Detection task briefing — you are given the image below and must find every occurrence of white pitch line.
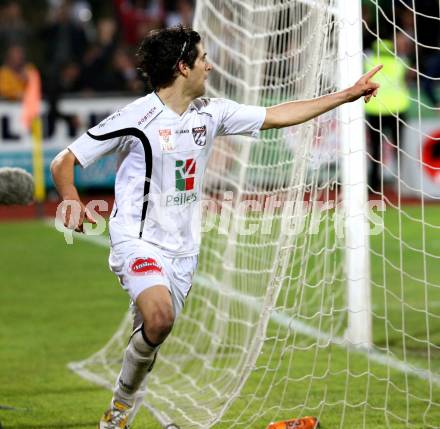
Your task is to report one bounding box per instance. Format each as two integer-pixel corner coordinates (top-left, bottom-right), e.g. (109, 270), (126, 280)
(195, 275), (440, 387)
(46, 219), (440, 388)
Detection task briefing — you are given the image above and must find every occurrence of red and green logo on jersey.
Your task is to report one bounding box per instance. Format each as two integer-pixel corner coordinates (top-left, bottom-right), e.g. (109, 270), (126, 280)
(175, 159), (196, 191)
(166, 158), (198, 206)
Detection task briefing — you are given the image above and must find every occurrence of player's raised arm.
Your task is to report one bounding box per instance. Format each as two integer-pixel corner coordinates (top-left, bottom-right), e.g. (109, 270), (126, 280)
(262, 64), (383, 130)
(50, 149), (96, 232)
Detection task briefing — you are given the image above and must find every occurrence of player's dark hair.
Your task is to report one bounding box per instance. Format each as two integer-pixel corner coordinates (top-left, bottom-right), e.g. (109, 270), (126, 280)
(137, 26), (201, 90)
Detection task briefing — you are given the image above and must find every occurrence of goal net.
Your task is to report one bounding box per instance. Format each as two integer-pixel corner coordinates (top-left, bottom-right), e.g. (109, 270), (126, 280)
(69, 0), (440, 427)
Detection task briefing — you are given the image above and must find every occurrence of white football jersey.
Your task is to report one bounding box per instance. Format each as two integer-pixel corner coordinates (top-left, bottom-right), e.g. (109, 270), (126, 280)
(69, 92), (266, 256)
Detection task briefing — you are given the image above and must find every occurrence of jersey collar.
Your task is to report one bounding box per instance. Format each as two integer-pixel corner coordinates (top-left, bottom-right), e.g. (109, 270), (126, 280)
(153, 91), (196, 118)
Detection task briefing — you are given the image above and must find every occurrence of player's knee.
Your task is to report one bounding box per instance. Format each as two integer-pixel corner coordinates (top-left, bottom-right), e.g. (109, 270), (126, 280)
(145, 304), (174, 343)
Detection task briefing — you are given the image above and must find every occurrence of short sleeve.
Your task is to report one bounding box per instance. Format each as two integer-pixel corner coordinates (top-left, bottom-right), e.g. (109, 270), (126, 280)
(68, 131), (123, 168)
(215, 99), (266, 137)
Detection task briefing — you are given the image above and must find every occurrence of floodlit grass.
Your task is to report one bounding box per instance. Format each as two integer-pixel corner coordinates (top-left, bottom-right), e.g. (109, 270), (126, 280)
(0, 206), (439, 428)
(0, 221), (160, 429)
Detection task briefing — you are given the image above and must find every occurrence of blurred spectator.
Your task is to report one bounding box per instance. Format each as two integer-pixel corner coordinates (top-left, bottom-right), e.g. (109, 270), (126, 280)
(59, 61), (82, 94)
(41, 1), (93, 136)
(365, 39), (411, 192)
(361, 3), (376, 50)
(45, 61), (81, 137)
(0, 0), (193, 101)
(47, 0), (93, 25)
(422, 55), (440, 108)
(0, 44), (36, 100)
(113, 0), (165, 46)
(0, 1), (29, 63)
(42, 0), (88, 75)
(415, 2), (440, 111)
(79, 18), (118, 92)
(408, 0), (440, 66)
(70, 0), (93, 25)
(165, 0), (194, 28)
(397, 1), (440, 109)
(110, 47), (144, 92)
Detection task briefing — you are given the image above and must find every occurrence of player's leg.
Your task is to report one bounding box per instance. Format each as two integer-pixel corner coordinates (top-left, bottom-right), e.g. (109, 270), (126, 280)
(125, 255), (197, 427)
(123, 286), (176, 426)
(100, 243), (174, 429)
(99, 285), (173, 429)
(112, 285), (174, 408)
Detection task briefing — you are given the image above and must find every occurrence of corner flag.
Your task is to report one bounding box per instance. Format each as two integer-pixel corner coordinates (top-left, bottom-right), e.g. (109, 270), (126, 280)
(21, 67), (45, 204)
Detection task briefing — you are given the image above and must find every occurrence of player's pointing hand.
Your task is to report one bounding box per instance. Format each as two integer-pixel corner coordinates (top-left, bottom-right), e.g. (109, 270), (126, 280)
(346, 64), (383, 103)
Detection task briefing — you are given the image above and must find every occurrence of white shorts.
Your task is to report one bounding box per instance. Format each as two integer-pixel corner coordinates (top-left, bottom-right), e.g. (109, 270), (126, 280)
(108, 239), (198, 319)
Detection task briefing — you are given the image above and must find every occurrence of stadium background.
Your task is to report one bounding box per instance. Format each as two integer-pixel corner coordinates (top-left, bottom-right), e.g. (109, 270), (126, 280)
(0, 0), (439, 428)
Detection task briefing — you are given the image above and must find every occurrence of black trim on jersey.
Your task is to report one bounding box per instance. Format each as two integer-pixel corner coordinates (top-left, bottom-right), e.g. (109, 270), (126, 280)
(87, 129), (152, 238)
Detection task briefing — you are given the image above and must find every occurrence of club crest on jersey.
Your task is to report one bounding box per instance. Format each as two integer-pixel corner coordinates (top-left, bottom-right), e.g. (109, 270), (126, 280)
(129, 258), (164, 276)
(159, 128), (175, 151)
(192, 125), (207, 146)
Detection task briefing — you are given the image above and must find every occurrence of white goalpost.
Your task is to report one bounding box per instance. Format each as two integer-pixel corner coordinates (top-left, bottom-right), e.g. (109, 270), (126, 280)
(69, 1), (440, 427)
(338, 0), (372, 347)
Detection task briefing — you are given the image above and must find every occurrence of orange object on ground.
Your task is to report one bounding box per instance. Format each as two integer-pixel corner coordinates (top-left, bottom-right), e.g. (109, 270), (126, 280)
(266, 416), (319, 429)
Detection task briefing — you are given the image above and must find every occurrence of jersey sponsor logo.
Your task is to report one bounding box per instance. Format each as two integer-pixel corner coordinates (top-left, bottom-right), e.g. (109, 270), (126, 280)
(98, 110), (121, 128)
(175, 159), (196, 191)
(159, 128), (175, 151)
(165, 158), (198, 206)
(175, 129), (189, 134)
(138, 106), (157, 126)
(166, 192), (198, 206)
(192, 125), (207, 146)
(129, 257), (164, 276)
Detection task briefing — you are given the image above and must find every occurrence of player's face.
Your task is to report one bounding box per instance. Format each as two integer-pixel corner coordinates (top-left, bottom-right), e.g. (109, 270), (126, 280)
(188, 43), (212, 98)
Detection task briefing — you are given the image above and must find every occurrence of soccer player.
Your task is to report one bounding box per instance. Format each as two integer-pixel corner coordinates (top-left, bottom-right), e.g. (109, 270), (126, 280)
(51, 26), (381, 429)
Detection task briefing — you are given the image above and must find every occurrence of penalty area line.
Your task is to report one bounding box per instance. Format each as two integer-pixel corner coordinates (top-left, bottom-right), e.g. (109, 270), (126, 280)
(45, 219), (440, 388)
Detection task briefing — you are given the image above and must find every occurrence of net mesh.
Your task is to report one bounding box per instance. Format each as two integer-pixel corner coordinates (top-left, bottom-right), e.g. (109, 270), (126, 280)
(69, 1), (440, 427)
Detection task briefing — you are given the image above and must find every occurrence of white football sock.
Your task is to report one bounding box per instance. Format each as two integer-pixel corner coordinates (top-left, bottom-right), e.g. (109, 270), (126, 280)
(113, 326), (159, 407)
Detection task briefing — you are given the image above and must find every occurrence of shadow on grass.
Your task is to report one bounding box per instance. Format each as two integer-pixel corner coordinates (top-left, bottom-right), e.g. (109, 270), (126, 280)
(0, 407), (27, 412)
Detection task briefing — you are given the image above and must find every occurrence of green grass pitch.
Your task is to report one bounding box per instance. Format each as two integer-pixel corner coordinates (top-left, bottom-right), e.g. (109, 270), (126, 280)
(0, 221), (161, 429)
(0, 205), (439, 428)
